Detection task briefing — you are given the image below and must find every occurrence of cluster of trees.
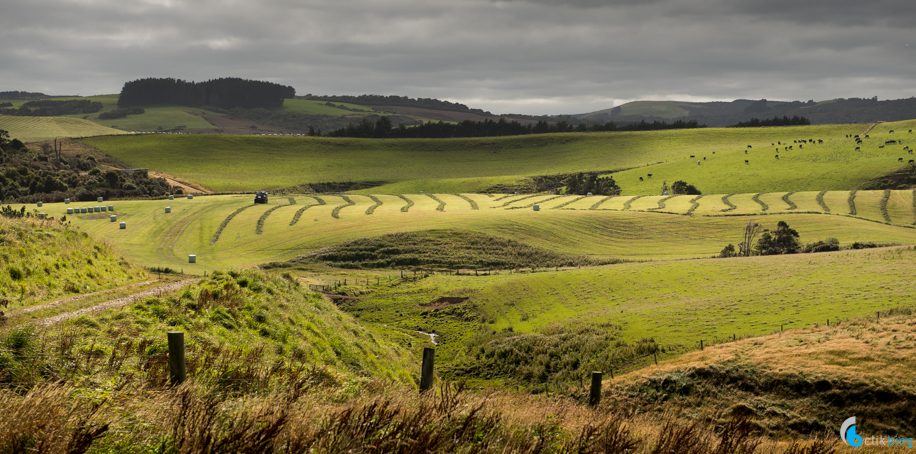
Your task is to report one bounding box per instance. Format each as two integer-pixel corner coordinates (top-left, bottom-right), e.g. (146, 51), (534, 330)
(0, 132), (171, 203)
(324, 116), (705, 139)
(227, 108), (421, 135)
(0, 91), (48, 100)
(0, 100), (102, 116)
(302, 94), (493, 116)
(564, 173), (620, 196)
(731, 116), (811, 128)
(719, 221), (844, 258)
(117, 78), (295, 110)
(98, 107), (145, 120)
(671, 180), (701, 195)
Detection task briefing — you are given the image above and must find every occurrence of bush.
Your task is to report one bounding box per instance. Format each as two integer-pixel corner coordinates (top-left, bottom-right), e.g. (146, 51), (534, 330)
(802, 238), (840, 253)
(671, 180), (701, 195)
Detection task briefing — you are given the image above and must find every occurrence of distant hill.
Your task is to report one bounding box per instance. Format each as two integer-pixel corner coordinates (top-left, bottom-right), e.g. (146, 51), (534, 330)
(580, 97), (916, 126)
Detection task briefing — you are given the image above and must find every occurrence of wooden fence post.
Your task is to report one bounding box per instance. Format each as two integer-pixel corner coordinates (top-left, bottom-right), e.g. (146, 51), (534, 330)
(420, 347), (435, 393)
(700, 340), (704, 351)
(589, 372), (602, 407)
(168, 332), (186, 386)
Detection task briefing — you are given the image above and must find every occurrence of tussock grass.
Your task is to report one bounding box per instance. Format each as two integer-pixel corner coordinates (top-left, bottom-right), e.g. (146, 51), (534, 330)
(0, 216), (145, 311)
(293, 230), (620, 270)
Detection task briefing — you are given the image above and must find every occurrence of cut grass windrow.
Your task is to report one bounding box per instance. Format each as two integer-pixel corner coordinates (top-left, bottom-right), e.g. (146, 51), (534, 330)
(752, 193), (769, 212)
(721, 194), (737, 212)
(686, 194), (705, 215)
(782, 192), (797, 210)
(649, 195), (676, 211)
(331, 195), (355, 219)
(396, 194), (414, 212)
(210, 204), (255, 245)
(366, 195), (383, 215)
(507, 195), (563, 210)
(880, 189), (892, 224)
(552, 196), (585, 209)
(589, 196), (614, 210)
(493, 194), (519, 202)
(495, 194), (540, 208)
(427, 194), (446, 211)
(849, 190), (858, 216)
(816, 190), (830, 212)
(257, 198), (295, 234)
(452, 194), (479, 210)
(912, 189), (916, 225)
(622, 195), (646, 211)
(290, 196), (325, 226)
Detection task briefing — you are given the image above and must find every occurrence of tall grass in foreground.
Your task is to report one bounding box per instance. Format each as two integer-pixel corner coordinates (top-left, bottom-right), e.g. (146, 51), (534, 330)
(0, 381), (841, 453)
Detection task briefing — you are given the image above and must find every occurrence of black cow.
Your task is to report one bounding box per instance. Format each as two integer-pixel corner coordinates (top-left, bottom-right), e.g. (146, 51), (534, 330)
(909, 129), (912, 133)
(640, 176), (644, 181)
(886, 140), (897, 144)
(776, 155), (779, 159)
(855, 147), (860, 150)
(890, 130), (895, 133)
(866, 135), (870, 138)
(799, 145), (803, 149)
(818, 139), (823, 143)
(747, 145), (752, 148)
(648, 174), (653, 177)
(703, 157), (706, 160)
(899, 158), (904, 162)
(745, 150), (748, 154)
(778, 141), (782, 145)
(910, 160), (915, 164)
(745, 160), (749, 164)
(690, 155), (695, 158)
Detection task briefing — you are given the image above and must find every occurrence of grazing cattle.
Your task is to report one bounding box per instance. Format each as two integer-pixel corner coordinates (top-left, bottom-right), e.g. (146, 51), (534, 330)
(747, 145), (752, 148)
(909, 130), (913, 133)
(778, 141), (782, 145)
(886, 140), (897, 144)
(794, 140), (797, 143)
(640, 176), (644, 181)
(745, 150), (748, 154)
(703, 156), (706, 160)
(799, 145), (803, 149)
(712, 151), (716, 154)
(697, 161), (701, 165)
(690, 155), (695, 158)
(910, 160), (915, 164)
(855, 147), (860, 150)
(899, 158), (904, 162)
(776, 155), (779, 159)
(789, 146), (793, 150)
(771, 143), (774, 146)
(648, 174), (653, 177)
(890, 130), (894, 133)
(745, 160), (749, 164)
(818, 139), (823, 143)
(879, 145), (885, 148)
(866, 135), (870, 138)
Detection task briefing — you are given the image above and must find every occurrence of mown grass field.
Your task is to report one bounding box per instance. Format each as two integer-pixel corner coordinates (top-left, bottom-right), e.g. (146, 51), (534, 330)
(79, 120), (916, 194)
(0, 115), (129, 142)
(13, 189), (915, 274)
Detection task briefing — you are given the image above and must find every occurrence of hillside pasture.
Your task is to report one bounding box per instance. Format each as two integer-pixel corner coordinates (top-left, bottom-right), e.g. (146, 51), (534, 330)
(78, 121), (916, 194)
(14, 190), (916, 272)
(0, 115), (129, 142)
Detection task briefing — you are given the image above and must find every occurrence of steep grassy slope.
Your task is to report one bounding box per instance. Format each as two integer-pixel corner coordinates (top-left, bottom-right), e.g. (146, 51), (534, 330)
(613, 308), (916, 436)
(0, 216), (147, 311)
(78, 121), (916, 194)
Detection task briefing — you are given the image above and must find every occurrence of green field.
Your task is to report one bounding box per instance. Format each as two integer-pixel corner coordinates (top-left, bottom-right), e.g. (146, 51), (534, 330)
(15, 189), (915, 273)
(79, 120), (916, 194)
(0, 115), (129, 142)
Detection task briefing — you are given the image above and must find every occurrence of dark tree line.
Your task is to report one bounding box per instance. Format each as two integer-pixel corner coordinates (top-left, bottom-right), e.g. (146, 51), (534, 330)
(731, 116), (811, 128)
(303, 94), (493, 116)
(325, 117), (705, 139)
(0, 100), (102, 116)
(0, 91), (48, 100)
(117, 78), (295, 109)
(98, 107), (145, 120)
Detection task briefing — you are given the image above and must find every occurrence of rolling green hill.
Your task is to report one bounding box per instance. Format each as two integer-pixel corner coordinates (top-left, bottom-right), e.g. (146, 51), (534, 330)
(11, 189), (915, 273)
(0, 115), (130, 142)
(79, 120), (916, 194)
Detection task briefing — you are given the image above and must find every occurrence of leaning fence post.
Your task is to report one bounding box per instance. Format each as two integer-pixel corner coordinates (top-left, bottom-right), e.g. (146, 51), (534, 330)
(168, 332), (186, 386)
(420, 347), (435, 393)
(589, 372), (602, 407)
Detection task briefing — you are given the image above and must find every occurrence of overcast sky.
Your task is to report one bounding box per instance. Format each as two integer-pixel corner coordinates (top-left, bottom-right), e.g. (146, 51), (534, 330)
(2, 0), (915, 115)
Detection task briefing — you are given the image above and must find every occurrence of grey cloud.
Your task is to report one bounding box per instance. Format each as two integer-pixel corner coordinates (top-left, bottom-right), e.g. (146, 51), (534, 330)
(1, 0), (914, 114)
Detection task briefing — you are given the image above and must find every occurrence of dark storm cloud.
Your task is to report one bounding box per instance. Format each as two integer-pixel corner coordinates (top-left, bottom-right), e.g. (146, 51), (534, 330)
(1, 0), (914, 114)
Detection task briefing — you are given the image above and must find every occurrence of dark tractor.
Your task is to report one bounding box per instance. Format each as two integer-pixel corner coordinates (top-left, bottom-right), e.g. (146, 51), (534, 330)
(254, 191), (268, 204)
